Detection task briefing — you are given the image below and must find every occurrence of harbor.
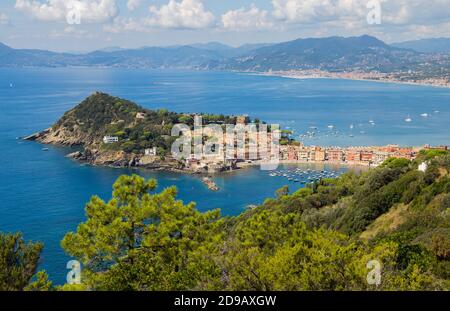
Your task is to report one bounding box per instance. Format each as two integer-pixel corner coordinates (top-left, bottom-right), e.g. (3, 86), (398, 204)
(268, 168), (343, 184)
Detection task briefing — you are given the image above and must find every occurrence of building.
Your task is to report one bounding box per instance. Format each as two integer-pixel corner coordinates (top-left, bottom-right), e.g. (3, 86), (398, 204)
(136, 112), (147, 120)
(418, 162), (428, 172)
(103, 136), (119, 144)
(360, 151), (374, 163)
(145, 147), (157, 156)
(298, 149), (309, 162)
(345, 150), (361, 162)
(424, 145), (448, 151)
(287, 146), (299, 161)
(236, 115), (248, 125)
(374, 151), (390, 165)
(327, 149), (343, 162)
(314, 147), (325, 162)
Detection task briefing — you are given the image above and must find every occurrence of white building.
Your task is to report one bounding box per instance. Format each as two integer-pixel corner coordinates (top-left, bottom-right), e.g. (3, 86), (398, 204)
(103, 136), (119, 144)
(145, 147), (157, 156)
(418, 162), (428, 172)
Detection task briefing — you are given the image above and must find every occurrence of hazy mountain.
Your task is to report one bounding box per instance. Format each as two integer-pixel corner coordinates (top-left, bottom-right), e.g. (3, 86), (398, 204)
(222, 35), (423, 72)
(391, 38), (450, 53)
(0, 35), (447, 74)
(189, 42), (271, 58)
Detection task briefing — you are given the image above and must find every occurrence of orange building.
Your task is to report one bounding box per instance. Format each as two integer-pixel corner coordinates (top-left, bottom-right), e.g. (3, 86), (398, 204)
(315, 147), (326, 162)
(346, 150), (361, 162)
(327, 149), (343, 162)
(360, 151), (374, 163)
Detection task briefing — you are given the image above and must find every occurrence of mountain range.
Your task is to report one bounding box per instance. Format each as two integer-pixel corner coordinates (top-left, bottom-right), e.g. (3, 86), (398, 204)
(0, 36), (449, 73)
(392, 38), (450, 53)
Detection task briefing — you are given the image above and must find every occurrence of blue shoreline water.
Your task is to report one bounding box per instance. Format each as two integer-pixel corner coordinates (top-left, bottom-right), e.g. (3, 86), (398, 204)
(1, 68), (449, 284)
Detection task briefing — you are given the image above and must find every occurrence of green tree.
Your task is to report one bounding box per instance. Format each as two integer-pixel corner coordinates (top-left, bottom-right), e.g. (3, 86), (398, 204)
(0, 233), (44, 291)
(62, 175), (223, 290)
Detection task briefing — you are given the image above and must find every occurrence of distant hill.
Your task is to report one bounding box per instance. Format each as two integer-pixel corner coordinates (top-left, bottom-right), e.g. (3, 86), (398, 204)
(392, 38), (450, 53)
(0, 35), (448, 75)
(223, 35), (424, 72)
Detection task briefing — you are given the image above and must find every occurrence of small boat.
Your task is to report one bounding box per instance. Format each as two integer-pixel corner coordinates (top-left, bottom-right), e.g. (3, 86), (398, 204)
(420, 113), (429, 118)
(405, 116), (412, 123)
(42, 148), (49, 151)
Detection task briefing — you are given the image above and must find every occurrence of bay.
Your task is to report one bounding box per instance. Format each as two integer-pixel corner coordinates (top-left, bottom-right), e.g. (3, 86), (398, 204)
(0, 68), (449, 284)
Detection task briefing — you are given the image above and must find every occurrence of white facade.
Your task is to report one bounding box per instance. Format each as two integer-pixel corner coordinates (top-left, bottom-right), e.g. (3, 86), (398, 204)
(145, 147), (157, 156)
(418, 162), (428, 172)
(103, 136), (119, 144)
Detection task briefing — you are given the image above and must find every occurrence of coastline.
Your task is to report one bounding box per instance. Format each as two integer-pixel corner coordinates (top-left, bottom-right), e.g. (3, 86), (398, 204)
(250, 71), (450, 90)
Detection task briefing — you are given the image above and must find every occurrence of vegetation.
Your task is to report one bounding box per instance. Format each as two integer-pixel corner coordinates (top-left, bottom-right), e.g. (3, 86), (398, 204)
(1, 151), (449, 290)
(0, 233), (51, 291)
(53, 92), (260, 157)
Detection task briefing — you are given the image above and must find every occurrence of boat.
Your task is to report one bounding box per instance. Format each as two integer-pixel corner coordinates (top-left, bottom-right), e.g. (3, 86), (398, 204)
(405, 116), (412, 123)
(420, 113), (429, 118)
(42, 148), (49, 151)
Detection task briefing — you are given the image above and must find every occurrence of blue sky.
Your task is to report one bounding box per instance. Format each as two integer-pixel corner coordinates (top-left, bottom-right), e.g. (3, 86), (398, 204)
(0, 0), (449, 52)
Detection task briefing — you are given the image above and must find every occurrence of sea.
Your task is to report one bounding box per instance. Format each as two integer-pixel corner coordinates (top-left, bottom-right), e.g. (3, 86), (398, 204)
(0, 68), (449, 284)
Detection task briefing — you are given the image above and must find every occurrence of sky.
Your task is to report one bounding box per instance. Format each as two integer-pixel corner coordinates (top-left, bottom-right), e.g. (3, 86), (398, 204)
(0, 0), (449, 52)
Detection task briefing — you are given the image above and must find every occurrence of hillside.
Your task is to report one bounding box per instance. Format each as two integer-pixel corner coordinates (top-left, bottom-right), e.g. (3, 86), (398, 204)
(224, 35), (429, 72)
(392, 38), (450, 53)
(26, 150), (450, 291)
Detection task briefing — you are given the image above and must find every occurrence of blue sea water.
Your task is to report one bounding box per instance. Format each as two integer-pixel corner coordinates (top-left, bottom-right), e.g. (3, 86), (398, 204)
(0, 68), (449, 284)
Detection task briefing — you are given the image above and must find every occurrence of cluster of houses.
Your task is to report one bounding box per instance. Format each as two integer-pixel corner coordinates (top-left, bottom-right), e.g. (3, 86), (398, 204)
(280, 144), (448, 166)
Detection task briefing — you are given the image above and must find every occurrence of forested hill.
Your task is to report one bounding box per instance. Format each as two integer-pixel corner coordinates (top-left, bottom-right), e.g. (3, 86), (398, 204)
(24, 92), (243, 167)
(3, 149), (449, 291)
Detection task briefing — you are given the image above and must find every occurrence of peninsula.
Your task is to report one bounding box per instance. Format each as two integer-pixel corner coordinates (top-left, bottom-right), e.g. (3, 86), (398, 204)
(24, 92), (248, 174)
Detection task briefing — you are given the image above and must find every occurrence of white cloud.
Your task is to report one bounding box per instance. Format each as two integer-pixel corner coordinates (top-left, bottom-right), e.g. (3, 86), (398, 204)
(15, 0), (119, 23)
(271, 0), (364, 24)
(221, 4), (273, 31)
(146, 0), (215, 29)
(0, 12), (10, 25)
(270, 0), (450, 27)
(127, 0), (141, 11)
(104, 17), (150, 33)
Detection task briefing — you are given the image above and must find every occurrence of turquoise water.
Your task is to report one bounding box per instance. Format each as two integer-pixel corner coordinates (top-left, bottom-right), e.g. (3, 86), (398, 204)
(0, 68), (449, 284)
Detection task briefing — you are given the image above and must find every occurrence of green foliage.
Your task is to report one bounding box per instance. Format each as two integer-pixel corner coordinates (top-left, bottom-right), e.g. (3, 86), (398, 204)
(61, 175), (223, 290)
(4, 153), (450, 291)
(0, 233), (45, 291)
(25, 271), (53, 291)
(381, 157), (411, 169)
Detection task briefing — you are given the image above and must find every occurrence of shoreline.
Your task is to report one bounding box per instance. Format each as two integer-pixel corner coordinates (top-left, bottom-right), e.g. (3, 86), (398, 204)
(250, 71), (450, 90)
